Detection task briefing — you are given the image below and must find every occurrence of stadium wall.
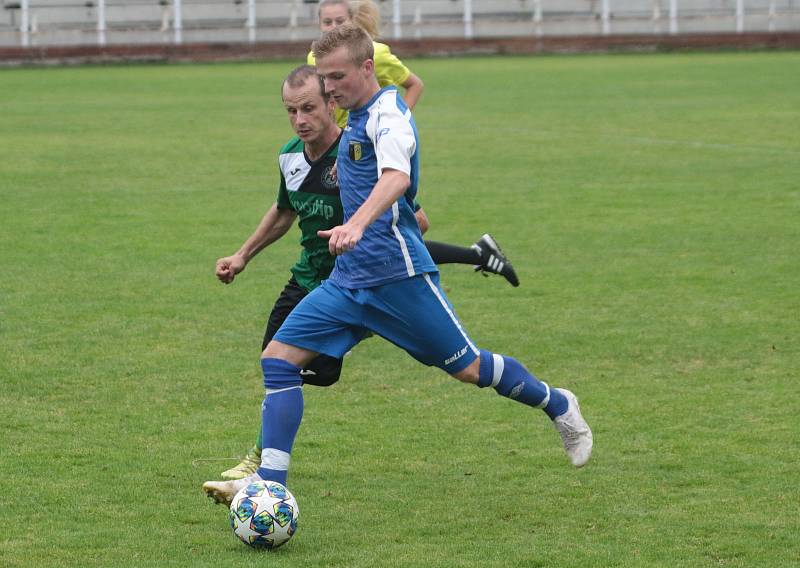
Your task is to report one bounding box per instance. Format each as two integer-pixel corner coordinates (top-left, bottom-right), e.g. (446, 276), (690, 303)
(1, 31), (799, 66)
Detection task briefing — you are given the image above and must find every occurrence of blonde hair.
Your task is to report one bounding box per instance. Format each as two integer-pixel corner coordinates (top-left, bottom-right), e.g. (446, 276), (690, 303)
(312, 23), (375, 66)
(318, 0), (382, 39)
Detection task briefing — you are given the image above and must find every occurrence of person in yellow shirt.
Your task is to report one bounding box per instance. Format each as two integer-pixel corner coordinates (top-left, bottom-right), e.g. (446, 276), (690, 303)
(308, 0), (424, 128)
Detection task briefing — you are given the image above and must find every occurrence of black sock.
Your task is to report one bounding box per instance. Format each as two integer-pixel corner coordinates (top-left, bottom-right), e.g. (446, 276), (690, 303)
(425, 240), (481, 265)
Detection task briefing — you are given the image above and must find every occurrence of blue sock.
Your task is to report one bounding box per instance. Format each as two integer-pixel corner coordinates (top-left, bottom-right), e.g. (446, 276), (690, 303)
(477, 350), (568, 420)
(256, 358), (304, 486)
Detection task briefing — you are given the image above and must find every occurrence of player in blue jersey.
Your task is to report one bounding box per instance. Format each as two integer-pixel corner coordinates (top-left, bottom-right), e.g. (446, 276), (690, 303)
(202, 25), (592, 504)
(216, 66), (516, 482)
(311, 0), (520, 287)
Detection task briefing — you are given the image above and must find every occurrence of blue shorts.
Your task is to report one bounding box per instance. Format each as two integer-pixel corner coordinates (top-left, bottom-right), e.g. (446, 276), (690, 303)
(273, 273), (479, 374)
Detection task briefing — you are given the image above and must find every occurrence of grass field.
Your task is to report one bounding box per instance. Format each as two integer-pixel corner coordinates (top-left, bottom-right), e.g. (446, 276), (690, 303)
(1, 51), (799, 567)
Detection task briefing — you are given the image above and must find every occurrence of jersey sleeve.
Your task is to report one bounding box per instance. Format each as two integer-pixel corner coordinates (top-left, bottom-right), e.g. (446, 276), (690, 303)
(373, 42), (411, 88)
(276, 171), (293, 210)
(371, 103), (416, 177)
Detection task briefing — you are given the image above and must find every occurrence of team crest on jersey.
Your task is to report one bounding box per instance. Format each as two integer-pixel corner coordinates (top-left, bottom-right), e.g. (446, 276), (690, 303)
(349, 141), (362, 161)
(321, 165), (338, 190)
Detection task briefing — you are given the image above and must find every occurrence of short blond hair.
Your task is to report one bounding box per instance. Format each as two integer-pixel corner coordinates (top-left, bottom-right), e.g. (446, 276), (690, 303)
(312, 23), (374, 67)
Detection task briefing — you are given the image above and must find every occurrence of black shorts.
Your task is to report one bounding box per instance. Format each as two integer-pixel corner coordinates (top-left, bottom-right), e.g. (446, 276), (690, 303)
(262, 277), (343, 387)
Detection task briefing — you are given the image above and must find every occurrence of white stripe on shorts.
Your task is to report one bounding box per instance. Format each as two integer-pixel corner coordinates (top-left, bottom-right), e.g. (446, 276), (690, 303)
(422, 273), (479, 358)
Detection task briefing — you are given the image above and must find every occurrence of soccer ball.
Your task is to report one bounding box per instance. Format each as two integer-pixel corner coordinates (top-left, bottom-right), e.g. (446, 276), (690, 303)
(228, 480), (299, 549)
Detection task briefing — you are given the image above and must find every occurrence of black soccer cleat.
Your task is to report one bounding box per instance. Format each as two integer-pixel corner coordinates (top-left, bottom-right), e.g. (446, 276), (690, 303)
(472, 233), (520, 287)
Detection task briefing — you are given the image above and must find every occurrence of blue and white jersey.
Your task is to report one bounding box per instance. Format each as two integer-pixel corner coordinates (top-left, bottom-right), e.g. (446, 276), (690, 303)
(329, 86), (437, 288)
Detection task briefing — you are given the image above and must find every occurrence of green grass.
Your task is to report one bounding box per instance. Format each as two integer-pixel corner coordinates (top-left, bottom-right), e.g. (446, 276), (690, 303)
(1, 51), (799, 567)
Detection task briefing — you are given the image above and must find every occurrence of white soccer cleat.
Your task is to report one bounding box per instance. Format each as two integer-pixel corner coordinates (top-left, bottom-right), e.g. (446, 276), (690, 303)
(202, 473), (263, 506)
(552, 388), (593, 468)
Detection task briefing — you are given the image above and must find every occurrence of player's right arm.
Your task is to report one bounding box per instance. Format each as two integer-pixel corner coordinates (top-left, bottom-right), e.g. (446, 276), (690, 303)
(318, 92), (417, 255)
(215, 203), (297, 284)
(319, 168), (410, 255)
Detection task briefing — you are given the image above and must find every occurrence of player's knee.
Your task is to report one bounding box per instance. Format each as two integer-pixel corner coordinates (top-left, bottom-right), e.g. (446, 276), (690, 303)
(262, 340), (316, 369)
(262, 340), (292, 359)
(450, 358), (480, 384)
(301, 370), (340, 387)
(301, 356), (342, 387)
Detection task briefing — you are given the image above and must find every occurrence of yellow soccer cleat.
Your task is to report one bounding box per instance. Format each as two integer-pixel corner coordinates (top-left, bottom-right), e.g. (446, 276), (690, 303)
(220, 446), (261, 480)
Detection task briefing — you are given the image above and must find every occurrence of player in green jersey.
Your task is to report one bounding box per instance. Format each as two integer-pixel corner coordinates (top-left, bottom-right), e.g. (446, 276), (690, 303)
(215, 65), (518, 480)
(215, 65), (343, 374)
(214, 66), (356, 479)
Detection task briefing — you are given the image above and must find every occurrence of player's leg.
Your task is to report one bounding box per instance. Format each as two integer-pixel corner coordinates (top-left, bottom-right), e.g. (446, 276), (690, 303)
(254, 282), (367, 487)
(424, 240), (481, 265)
(248, 350), (343, 483)
(300, 354), (344, 387)
(203, 281), (366, 504)
(365, 273), (591, 467)
(452, 356), (592, 467)
(424, 234), (519, 287)
(204, 341), (315, 505)
(254, 341), (314, 486)
(420, 267), (590, 466)
(220, 278), (308, 480)
(263, 280), (345, 387)
(221, 279), (346, 479)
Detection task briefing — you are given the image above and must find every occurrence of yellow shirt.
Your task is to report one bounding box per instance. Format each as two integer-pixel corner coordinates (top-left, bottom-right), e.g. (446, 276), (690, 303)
(307, 41), (411, 128)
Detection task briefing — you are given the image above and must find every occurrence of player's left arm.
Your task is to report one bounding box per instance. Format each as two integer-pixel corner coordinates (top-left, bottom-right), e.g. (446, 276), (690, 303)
(414, 206), (430, 234)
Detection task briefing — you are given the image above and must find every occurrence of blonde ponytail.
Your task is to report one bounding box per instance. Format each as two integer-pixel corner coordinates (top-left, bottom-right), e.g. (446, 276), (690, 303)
(351, 0), (382, 39)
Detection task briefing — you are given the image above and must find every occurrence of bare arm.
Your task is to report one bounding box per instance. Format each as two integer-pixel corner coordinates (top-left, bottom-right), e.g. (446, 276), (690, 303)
(415, 207), (430, 235)
(318, 169), (410, 256)
(216, 204), (297, 284)
(401, 72), (424, 111)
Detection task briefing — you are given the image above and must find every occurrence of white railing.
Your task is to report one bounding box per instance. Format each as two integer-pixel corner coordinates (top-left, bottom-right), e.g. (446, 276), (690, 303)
(2, 0), (799, 48)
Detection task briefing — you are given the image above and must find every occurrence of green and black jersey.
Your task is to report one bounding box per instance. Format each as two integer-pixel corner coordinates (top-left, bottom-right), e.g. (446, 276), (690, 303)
(276, 134), (344, 292)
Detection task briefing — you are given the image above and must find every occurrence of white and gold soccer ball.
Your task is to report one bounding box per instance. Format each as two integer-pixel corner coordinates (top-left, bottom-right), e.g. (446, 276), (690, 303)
(228, 480), (299, 549)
